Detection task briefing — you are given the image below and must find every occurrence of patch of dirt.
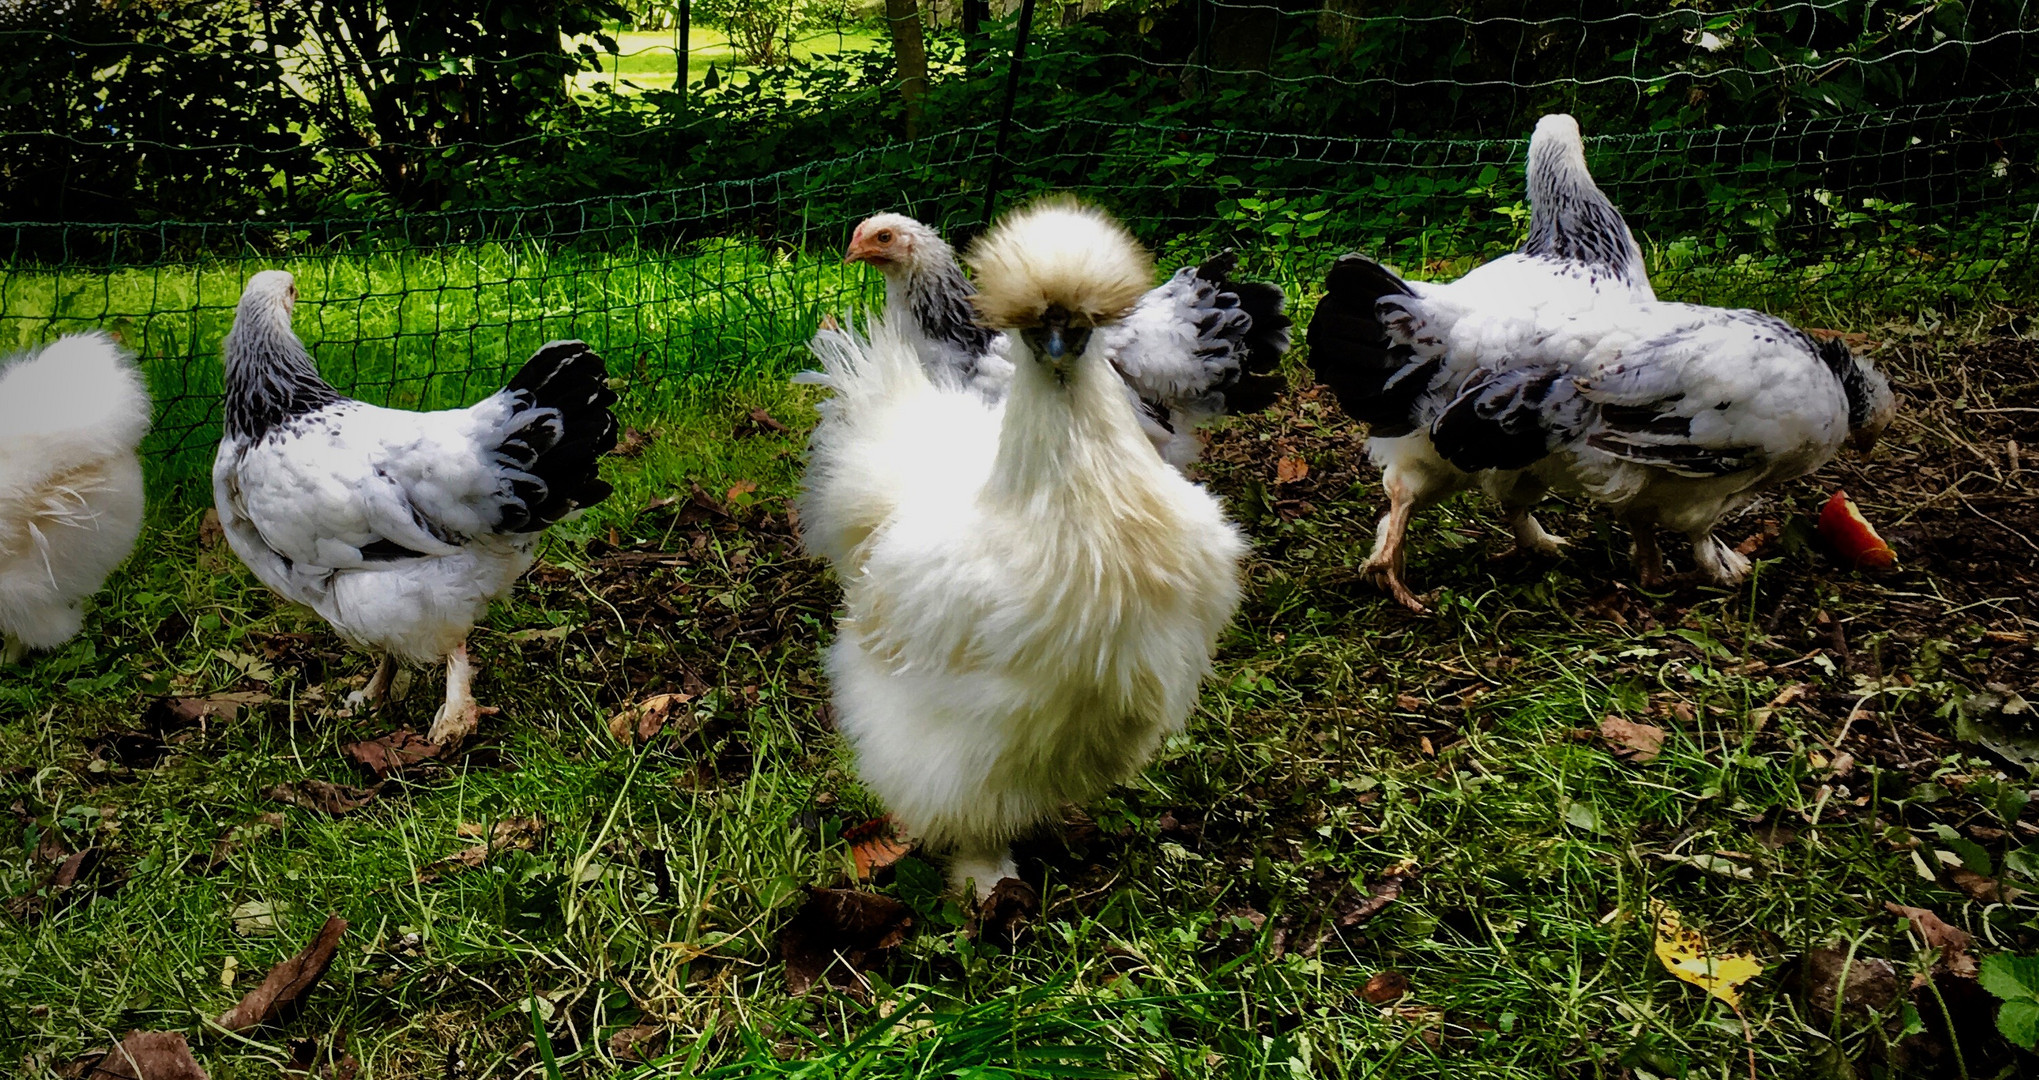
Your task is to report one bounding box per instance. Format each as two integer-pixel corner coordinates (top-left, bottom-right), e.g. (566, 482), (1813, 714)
(523, 485), (832, 723)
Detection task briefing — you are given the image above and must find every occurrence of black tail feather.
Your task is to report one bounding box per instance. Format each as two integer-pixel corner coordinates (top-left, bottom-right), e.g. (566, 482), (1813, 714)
(1428, 365), (1578, 473)
(499, 340), (619, 531)
(1194, 251), (1293, 416)
(1305, 254), (1435, 437)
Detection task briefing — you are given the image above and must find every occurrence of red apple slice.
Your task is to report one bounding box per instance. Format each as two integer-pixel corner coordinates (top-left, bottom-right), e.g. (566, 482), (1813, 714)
(1817, 489), (1896, 569)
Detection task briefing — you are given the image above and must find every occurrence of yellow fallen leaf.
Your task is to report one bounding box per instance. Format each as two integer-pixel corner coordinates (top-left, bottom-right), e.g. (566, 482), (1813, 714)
(1651, 901), (1763, 1009)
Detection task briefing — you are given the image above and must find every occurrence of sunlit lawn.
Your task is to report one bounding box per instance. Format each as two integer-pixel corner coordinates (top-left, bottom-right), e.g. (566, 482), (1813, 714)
(569, 25), (886, 94)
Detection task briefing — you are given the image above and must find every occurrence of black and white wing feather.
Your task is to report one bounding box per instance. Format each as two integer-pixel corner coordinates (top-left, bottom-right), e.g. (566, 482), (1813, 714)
(1096, 251), (1292, 466)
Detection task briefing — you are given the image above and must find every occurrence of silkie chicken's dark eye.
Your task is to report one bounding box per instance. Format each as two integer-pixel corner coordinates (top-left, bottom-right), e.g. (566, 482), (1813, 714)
(876, 230), (893, 243)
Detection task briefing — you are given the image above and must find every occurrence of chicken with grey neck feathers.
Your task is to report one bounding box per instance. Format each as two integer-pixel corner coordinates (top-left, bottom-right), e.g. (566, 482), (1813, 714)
(211, 270), (617, 744)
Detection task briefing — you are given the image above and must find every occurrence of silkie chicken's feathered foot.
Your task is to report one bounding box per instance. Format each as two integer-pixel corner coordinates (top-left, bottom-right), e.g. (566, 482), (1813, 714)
(1362, 479), (1427, 614)
(425, 642), (496, 745)
(345, 653), (397, 709)
(948, 843), (1019, 902)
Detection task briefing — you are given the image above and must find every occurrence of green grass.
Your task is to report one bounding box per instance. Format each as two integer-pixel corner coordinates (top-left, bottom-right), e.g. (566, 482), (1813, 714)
(0, 240), (881, 497)
(3, 243), (2038, 1078)
(568, 26), (885, 95)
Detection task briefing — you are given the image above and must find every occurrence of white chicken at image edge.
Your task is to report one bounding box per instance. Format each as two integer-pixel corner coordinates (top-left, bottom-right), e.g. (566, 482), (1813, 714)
(800, 196), (1248, 897)
(212, 270), (618, 743)
(0, 333), (151, 663)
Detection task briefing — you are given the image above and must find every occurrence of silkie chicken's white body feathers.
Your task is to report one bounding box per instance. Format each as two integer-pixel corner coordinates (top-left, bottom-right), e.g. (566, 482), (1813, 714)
(0, 333), (150, 654)
(800, 226), (1245, 880)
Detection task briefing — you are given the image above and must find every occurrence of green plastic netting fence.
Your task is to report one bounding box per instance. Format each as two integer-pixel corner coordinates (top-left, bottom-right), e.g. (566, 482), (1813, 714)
(4, 1), (2036, 500)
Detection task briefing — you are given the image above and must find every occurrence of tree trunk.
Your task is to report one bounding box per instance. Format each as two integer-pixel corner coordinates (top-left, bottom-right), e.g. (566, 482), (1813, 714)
(884, 0), (927, 139)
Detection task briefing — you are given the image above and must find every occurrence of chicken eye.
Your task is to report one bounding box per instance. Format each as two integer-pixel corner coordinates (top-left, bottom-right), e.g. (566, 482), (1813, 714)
(876, 230), (894, 244)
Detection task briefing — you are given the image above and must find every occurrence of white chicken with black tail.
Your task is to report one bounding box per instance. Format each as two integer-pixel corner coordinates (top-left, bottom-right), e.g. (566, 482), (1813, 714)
(803, 197), (1247, 898)
(0, 333), (151, 663)
(1307, 114), (1654, 611)
(1425, 307), (1896, 586)
(843, 212), (1291, 468)
(212, 270), (618, 744)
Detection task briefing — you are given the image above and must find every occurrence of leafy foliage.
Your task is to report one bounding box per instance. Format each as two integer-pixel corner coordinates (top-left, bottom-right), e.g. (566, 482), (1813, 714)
(1980, 953), (2039, 1049)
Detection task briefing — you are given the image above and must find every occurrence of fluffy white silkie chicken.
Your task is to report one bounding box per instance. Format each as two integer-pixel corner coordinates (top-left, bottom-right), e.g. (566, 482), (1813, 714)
(802, 197), (1247, 897)
(0, 333), (151, 663)
(1422, 303), (1896, 586)
(842, 212), (1291, 468)
(1307, 114), (1655, 610)
(213, 270), (618, 743)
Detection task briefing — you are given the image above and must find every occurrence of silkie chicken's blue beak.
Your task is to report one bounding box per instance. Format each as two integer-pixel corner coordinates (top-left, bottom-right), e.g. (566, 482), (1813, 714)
(1043, 325), (1069, 360)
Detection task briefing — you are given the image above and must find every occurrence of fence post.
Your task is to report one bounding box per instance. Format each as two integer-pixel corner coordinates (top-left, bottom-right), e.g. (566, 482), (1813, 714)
(675, 0), (690, 99)
(979, 0), (1039, 228)
(1193, 0), (1211, 97)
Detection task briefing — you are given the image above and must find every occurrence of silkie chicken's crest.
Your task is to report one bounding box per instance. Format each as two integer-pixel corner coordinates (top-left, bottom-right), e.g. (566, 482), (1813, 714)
(963, 195), (1153, 330)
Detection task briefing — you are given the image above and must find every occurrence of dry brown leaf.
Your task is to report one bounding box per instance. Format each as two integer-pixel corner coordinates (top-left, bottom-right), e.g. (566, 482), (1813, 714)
(1886, 902), (1978, 977)
(606, 692), (697, 745)
(778, 887), (913, 996)
(1335, 861), (1418, 929)
(1733, 518), (1784, 558)
(198, 509), (225, 549)
(746, 407), (789, 434)
(1362, 970), (1411, 1004)
(607, 1023), (666, 1063)
(5, 846), (102, 925)
(217, 914), (347, 1031)
(1275, 454), (1310, 484)
(843, 816), (913, 881)
(725, 480), (759, 503)
(86, 1031), (208, 1080)
(611, 428), (656, 458)
(144, 692), (271, 728)
(422, 816), (547, 880)
(1599, 715), (1667, 764)
(970, 877), (1038, 946)
(1947, 867), (2001, 904)
(340, 728), (446, 778)
(266, 780), (379, 816)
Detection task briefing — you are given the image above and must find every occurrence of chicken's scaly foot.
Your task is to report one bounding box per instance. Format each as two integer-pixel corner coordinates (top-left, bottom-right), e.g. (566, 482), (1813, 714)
(1363, 481), (1427, 613)
(1365, 563), (1428, 614)
(1504, 507), (1570, 558)
(427, 700), (498, 746)
(1, 635), (24, 666)
(424, 641), (496, 746)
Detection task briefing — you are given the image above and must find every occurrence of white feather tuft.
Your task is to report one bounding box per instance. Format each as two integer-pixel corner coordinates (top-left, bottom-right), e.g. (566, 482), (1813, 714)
(0, 332), (150, 653)
(963, 195), (1153, 330)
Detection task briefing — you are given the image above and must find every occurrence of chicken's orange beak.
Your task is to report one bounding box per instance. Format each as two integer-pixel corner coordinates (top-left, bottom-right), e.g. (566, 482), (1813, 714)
(844, 235), (882, 265)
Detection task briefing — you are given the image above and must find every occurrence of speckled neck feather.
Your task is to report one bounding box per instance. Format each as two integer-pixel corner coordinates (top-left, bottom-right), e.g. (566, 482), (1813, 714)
(222, 293), (341, 441)
(1522, 116), (1647, 288)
